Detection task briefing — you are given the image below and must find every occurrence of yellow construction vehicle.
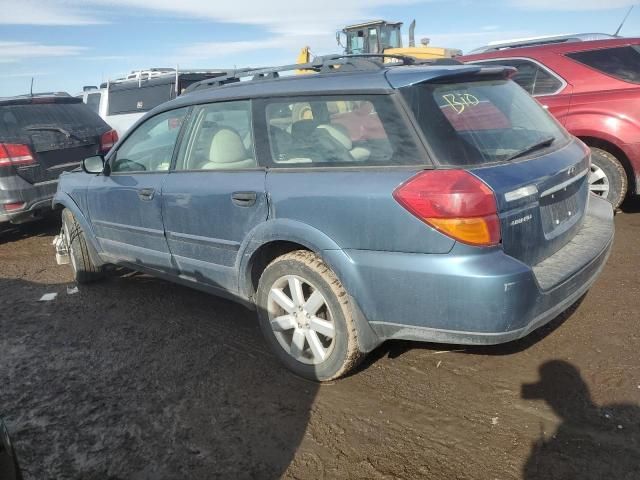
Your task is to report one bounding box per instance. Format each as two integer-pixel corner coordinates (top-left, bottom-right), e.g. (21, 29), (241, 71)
(297, 19), (461, 69)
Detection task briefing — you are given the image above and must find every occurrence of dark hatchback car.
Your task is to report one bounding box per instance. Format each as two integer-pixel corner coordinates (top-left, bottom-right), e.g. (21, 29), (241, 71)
(0, 93), (115, 224)
(53, 56), (614, 380)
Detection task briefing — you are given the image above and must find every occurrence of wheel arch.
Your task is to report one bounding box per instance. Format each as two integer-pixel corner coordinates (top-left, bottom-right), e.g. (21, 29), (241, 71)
(237, 219), (381, 353)
(52, 192), (105, 267)
(237, 219), (342, 300)
(579, 136), (636, 194)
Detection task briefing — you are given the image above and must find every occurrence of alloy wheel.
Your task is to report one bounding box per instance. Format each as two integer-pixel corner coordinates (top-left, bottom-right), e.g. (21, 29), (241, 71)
(588, 164), (610, 199)
(267, 275), (336, 365)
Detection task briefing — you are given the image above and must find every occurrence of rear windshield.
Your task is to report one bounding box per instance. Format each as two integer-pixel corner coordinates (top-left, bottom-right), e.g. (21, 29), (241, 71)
(566, 45), (640, 84)
(263, 94), (425, 167)
(0, 102), (108, 139)
(401, 79), (569, 167)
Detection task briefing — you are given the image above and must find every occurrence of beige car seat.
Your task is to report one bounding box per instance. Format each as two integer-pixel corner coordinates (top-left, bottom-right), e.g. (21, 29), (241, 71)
(200, 128), (256, 170)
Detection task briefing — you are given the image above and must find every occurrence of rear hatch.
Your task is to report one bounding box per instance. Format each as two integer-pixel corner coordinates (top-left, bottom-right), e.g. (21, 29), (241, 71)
(0, 96), (110, 184)
(398, 69), (589, 266)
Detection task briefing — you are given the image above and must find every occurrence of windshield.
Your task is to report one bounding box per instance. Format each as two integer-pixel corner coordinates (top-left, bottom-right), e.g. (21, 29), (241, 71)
(401, 79), (569, 167)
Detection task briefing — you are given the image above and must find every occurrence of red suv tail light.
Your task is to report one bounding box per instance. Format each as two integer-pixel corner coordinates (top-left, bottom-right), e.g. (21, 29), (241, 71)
(100, 129), (118, 153)
(0, 143), (35, 168)
(393, 170), (501, 246)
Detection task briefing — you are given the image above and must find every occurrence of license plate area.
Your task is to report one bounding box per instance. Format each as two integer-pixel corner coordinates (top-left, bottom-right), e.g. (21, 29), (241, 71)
(539, 178), (585, 237)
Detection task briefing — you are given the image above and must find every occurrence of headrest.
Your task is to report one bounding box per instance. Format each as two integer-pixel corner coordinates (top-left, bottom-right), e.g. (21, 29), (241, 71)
(209, 128), (248, 164)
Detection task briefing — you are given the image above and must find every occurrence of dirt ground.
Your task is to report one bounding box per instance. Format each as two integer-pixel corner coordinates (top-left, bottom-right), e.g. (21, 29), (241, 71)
(1, 202), (639, 480)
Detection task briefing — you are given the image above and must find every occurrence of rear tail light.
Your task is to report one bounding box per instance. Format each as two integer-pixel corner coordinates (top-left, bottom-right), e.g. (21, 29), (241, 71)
(100, 129), (118, 153)
(0, 143), (35, 168)
(393, 170), (501, 247)
(3, 202), (26, 212)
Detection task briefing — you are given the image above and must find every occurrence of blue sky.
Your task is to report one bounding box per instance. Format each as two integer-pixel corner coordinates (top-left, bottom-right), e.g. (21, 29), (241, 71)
(0, 0), (638, 97)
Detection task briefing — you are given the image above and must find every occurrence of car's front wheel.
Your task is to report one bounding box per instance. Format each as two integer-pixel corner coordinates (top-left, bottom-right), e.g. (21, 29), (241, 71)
(589, 147), (627, 209)
(256, 250), (362, 381)
(62, 209), (104, 284)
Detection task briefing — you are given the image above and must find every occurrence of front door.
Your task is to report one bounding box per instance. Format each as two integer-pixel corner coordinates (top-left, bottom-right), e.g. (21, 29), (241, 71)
(87, 107), (189, 272)
(161, 100), (268, 294)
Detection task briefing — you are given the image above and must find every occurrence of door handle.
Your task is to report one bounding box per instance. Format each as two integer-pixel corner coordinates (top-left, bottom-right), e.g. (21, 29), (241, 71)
(231, 191), (257, 207)
(138, 188), (155, 201)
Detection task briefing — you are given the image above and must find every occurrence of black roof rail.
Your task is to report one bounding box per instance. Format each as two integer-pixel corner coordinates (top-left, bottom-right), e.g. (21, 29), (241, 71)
(183, 54), (461, 94)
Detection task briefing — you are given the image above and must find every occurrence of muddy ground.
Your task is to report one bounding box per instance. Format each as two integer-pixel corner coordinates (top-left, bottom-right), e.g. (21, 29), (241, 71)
(1, 202), (639, 480)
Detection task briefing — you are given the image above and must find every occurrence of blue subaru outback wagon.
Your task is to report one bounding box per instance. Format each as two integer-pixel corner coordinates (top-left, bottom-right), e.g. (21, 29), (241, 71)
(53, 55), (614, 381)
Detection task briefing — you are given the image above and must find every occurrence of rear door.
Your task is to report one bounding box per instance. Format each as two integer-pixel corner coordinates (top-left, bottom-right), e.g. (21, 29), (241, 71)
(162, 100), (267, 293)
(86, 107), (189, 271)
(0, 99), (109, 185)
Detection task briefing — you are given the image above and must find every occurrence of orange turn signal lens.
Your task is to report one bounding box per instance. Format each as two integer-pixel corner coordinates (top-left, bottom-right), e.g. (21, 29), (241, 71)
(425, 215), (501, 246)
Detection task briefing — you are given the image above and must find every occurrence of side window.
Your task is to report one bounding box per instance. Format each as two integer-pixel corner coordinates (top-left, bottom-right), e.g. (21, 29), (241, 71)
(264, 95), (424, 167)
(473, 59), (563, 96)
(107, 83), (174, 115)
(176, 100), (256, 171)
(85, 93), (101, 114)
(111, 107), (188, 173)
(566, 46), (640, 84)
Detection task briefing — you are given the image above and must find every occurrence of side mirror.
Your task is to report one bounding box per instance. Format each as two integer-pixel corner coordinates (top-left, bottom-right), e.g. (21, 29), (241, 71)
(82, 155), (105, 174)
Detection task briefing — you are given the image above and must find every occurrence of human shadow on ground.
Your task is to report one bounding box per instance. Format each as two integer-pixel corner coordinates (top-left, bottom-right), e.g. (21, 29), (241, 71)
(522, 360), (640, 480)
(0, 276), (317, 479)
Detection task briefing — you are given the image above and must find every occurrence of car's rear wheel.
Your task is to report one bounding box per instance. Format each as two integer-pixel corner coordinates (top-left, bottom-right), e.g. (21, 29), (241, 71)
(62, 209), (104, 284)
(256, 250), (362, 381)
(589, 147), (627, 209)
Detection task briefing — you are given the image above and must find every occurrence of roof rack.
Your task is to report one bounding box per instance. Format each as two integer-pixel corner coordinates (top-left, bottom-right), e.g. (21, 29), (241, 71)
(469, 33), (617, 53)
(184, 54), (462, 93)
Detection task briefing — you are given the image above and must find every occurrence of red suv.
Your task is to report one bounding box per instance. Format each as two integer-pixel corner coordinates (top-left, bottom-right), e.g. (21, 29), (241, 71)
(461, 37), (640, 208)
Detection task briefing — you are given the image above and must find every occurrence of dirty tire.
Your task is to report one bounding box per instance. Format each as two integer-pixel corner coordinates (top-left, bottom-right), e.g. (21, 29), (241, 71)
(256, 250), (363, 381)
(62, 208), (104, 284)
(590, 147), (627, 209)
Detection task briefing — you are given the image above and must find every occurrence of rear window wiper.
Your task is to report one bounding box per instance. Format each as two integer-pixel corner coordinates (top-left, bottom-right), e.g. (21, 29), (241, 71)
(504, 136), (555, 162)
(25, 125), (85, 142)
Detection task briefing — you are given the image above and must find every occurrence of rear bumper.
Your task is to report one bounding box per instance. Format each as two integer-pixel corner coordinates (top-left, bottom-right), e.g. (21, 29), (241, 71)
(325, 194), (614, 345)
(0, 175), (58, 224)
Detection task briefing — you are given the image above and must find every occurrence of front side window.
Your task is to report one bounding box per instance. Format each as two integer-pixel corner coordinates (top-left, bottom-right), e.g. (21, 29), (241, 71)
(402, 79), (569, 167)
(176, 100), (256, 171)
(472, 59), (563, 96)
(567, 45), (640, 84)
(264, 95), (424, 167)
(111, 107), (188, 173)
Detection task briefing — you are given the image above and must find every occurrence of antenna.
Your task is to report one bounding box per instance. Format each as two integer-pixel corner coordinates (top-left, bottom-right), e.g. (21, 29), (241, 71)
(30, 77), (34, 96)
(614, 5), (634, 36)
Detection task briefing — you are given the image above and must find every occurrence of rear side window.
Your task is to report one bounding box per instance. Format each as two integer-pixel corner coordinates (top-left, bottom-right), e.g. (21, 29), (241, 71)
(263, 95), (424, 167)
(471, 59), (564, 96)
(402, 79), (569, 167)
(0, 103), (108, 139)
(566, 46), (640, 84)
(108, 83), (175, 115)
